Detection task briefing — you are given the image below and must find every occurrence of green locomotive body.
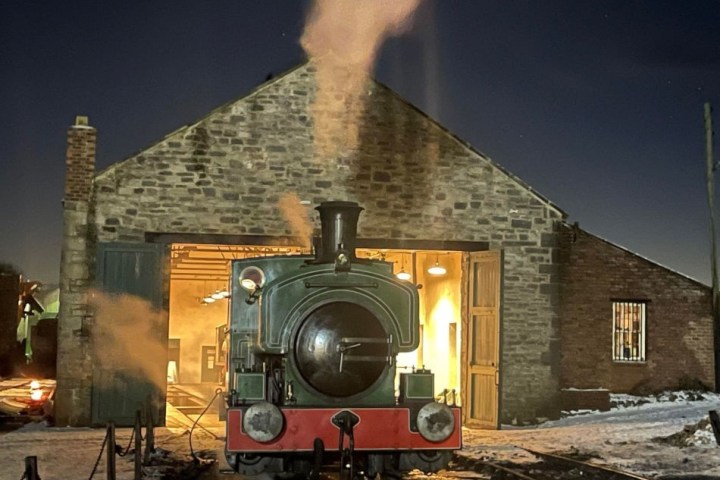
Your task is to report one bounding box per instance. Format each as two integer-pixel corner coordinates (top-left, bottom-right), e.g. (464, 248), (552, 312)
(224, 202), (461, 478)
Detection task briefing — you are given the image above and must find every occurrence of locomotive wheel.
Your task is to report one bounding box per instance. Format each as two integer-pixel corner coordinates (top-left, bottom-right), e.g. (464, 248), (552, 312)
(234, 453), (272, 476)
(398, 450), (452, 473)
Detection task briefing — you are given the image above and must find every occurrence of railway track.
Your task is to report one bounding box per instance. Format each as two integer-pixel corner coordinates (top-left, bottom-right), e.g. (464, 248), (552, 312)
(444, 448), (652, 480)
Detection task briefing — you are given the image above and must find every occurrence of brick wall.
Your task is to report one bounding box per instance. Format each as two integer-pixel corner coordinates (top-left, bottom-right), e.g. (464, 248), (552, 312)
(558, 224), (714, 393)
(65, 116), (96, 202)
(61, 63), (566, 424)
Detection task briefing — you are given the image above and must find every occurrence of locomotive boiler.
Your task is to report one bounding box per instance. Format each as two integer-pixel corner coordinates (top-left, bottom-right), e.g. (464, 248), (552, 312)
(224, 201), (461, 478)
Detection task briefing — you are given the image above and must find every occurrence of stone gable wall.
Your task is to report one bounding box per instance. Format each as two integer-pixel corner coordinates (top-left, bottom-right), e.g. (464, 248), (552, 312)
(558, 224), (714, 393)
(85, 64), (564, 422)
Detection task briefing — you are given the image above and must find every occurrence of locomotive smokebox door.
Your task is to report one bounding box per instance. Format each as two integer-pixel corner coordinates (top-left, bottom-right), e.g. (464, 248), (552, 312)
(294, 301), (390, 398)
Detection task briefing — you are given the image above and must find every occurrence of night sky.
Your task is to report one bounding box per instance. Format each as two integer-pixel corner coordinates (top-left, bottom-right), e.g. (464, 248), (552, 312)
(1, 1), (719, 285)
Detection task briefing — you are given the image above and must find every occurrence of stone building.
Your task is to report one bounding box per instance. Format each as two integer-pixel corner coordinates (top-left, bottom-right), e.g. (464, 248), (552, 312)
(56, 63), (713, 427)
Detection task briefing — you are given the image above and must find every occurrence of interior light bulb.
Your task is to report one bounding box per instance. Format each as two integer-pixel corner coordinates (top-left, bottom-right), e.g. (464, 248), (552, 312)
(396, 270), (412, 281)
(428, 261), (447, 276)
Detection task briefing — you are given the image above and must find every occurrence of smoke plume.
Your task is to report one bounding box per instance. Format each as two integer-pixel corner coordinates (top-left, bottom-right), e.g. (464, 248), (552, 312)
(89, 290), (167, 391)
(301, 0), (421, 160)
(278, 193), (313, 250)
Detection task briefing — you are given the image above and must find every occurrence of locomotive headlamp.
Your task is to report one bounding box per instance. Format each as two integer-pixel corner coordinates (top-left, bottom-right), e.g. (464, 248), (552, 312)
(239, 266), (266, 292)
(240, 279), (257, 291)
(416, 402), (455, 442)
(243, 401), (284, 443)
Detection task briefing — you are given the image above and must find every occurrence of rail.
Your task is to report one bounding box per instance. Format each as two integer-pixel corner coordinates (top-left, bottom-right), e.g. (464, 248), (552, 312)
(521, 448), (652, 480)
(452, 450), (653, 480)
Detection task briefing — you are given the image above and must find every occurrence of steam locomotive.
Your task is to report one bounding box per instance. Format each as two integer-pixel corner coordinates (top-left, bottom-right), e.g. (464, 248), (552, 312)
(224, 201), (461, 478)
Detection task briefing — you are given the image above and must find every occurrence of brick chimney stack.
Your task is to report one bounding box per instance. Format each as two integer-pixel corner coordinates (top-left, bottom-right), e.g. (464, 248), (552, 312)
(65, 115), (96, 203)
(57, 115), (96, 426)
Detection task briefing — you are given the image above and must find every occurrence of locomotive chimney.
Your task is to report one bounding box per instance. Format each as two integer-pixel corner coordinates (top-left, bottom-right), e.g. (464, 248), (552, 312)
(314, 201), (364, 264)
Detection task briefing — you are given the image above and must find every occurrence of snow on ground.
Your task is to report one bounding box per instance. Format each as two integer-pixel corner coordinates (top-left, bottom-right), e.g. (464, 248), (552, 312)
(463, 391), (720, 478)
(1, 390), (720, 479)
(0, 403), (227, 480)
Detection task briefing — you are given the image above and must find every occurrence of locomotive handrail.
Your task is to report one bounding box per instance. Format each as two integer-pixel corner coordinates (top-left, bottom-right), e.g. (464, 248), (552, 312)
(340, 355), (392, 362)
(339, 337), (390, 344)
(337, 336), (393, 372)
(303, 281), (379, 288)
(338, 334), (395, 368)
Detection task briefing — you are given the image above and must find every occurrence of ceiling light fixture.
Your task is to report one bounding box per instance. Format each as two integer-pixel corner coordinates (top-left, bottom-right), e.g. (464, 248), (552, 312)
(396, 269), (412, 281)
(427, 254), (447, 276)
(396, 253), (412, 281)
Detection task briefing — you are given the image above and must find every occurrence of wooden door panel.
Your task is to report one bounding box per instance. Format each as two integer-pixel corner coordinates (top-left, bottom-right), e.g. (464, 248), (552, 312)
(470, 313), (498, 367)
(92, 242), (167, 427)
(464, 250), (501, 429)
(469, 370), (498, 425)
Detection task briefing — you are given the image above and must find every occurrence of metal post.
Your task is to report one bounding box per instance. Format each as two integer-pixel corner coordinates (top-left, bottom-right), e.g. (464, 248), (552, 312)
(705, 102), (720, 392)
(134, 410), (142, 480)
(709, 410), (720, 445)
(106, 422), (116, 480)
(144, 407), (155, 465)
(24, 456), (40, 480)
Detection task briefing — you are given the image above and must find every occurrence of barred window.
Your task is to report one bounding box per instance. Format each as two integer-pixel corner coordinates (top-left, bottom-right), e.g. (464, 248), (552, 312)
(612, 301), (646, 362)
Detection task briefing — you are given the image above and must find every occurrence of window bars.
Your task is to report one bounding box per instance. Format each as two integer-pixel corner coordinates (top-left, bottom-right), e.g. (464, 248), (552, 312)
(612, 301), (646, 362)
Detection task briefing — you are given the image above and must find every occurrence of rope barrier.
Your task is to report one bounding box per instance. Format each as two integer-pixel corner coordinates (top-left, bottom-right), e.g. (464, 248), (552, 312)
(189, 388), (223, 463)
(116, 427), (135, 457)
(21, 393), (223, 480)
(87, 426), (109, 480)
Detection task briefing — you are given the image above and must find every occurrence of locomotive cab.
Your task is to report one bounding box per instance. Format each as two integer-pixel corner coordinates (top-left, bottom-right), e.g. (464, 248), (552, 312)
(224, 201), (461, 478)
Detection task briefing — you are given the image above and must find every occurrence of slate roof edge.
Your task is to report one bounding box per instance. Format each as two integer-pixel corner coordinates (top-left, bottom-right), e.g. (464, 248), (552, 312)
(370, 79), (568, 219)
(95, 62), (309, 179)
(93, 61), (566, 221)
(562, 222), (710, 289)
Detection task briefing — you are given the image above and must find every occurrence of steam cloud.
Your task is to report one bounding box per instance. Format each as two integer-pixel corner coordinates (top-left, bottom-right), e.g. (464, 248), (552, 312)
(89, 290), (167, 391)
(278, 193), (313, 249)
(301, 0), (421, 159)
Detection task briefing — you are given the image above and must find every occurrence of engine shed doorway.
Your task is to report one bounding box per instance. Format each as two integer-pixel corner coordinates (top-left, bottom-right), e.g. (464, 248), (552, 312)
(165, 242), (497, 429)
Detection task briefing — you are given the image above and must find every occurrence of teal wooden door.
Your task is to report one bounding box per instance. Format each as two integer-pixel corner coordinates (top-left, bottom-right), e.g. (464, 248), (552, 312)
(92, 243), (167, 426)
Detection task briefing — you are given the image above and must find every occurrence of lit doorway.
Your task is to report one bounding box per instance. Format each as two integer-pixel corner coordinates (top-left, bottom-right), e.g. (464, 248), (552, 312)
(166, 243), (306, 427)
(165, 244), (465, 426)
(356, 249), (463, 402)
